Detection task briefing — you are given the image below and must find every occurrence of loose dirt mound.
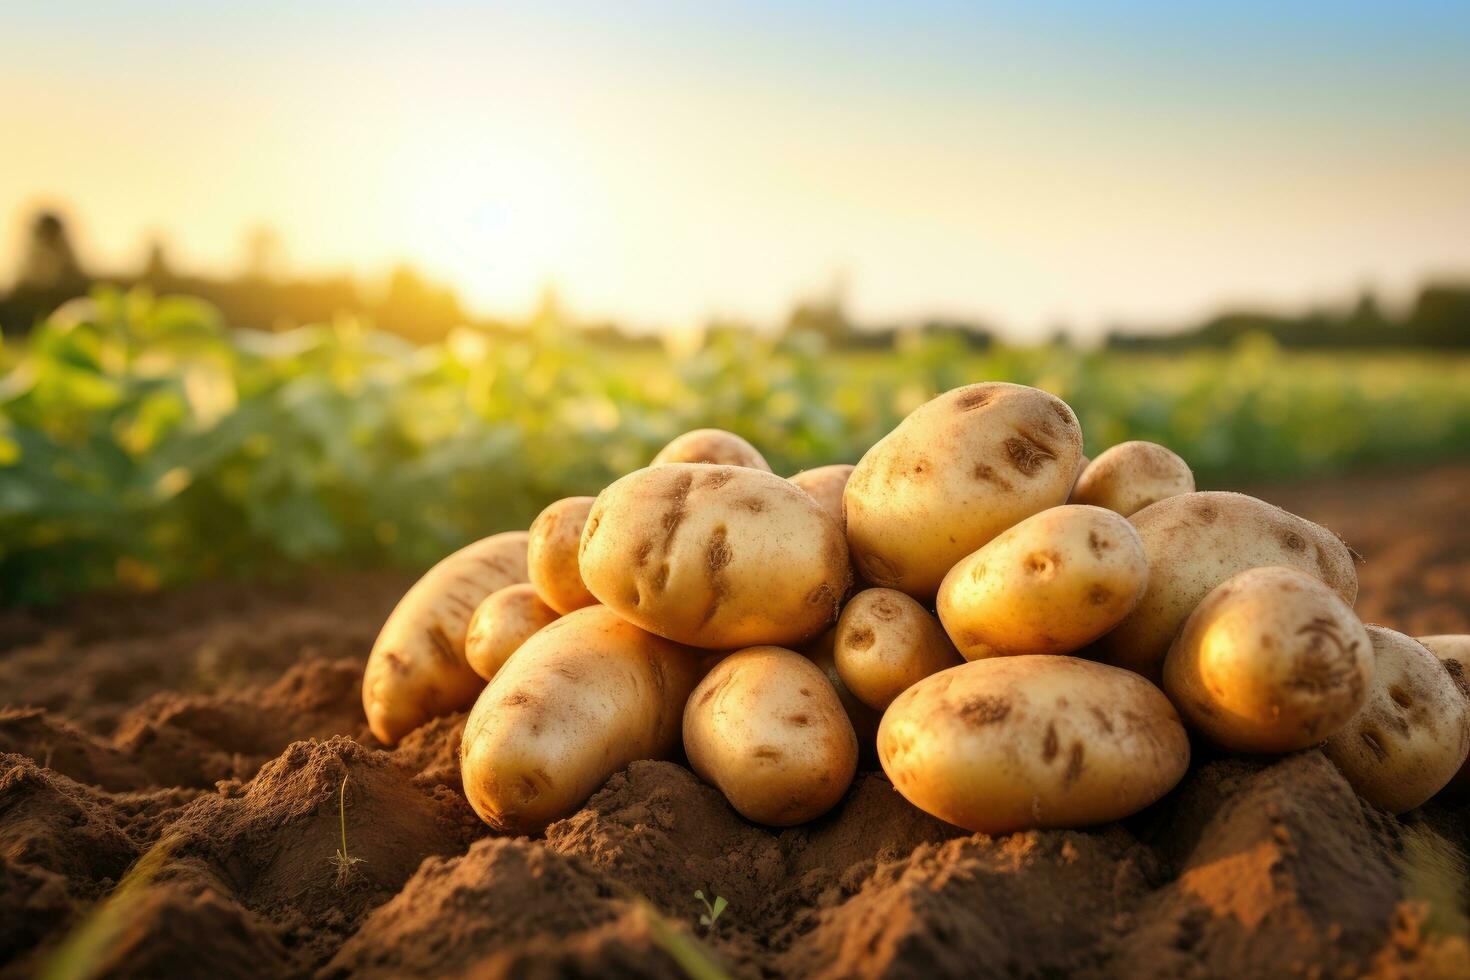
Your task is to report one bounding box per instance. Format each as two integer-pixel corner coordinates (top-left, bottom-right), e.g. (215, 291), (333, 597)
(1, 467), (1468, 978)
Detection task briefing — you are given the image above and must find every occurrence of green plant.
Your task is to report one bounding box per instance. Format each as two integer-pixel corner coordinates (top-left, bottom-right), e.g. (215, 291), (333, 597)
(693, 890), (728, 929)
(329, 773), (364, 886)
(39, 835), (175, 980)
(637, 898), (733, 980)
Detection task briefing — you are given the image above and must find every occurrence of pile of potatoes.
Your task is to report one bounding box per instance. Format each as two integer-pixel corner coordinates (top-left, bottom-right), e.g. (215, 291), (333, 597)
(362, 383), (1470, 837)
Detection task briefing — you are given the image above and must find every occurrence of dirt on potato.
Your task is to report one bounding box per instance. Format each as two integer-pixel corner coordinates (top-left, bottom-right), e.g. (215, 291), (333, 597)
(2, 466), (1469, 978)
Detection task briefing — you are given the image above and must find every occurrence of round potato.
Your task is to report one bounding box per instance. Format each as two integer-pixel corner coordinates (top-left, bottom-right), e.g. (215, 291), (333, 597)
(684, 646), (858, 825)
(464, 584), (559, 682)
(579, 464), (850, 649)
(1419, 635), (1470, 794)
(460, 606), (703, 834)
(1070, 441), (1195, 516)
(937, 505), (1148, 661)
(845, 383), (1084, 600)
(652, 428), (771, 471)
(790, 464), (854, 531)
(1322, 626), (1470, 813)
(1163, 567), (1372, 753)
(802, 628), (882, 765)
(528, 496), (598, 614)
(879, 655), (1189, 834)
(363, 531), (529, 745)
(1095, 492), (1358, 682)
(834, 588), (961, 710)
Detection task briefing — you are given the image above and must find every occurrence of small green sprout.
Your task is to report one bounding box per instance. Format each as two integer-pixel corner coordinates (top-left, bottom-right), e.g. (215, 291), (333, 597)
(329, 773), (365, 886)
(693, 890), (728, 929)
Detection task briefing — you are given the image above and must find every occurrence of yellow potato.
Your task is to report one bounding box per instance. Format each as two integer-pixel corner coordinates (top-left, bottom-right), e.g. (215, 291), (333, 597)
(1096, 492), (1358, 682)
(464, 583), (559, 682)
(460, 606), (702, 834)
(834, 588), (961, 710)
(579, 464), (850, 649)
(1070, 441), (1195, 516)
(1419, 635), (1470, 794)
(652, 428), (771, 471)
(937, 505), (1148, 661)
(802, 628), (882, 763)
(845, 383), (1084, 600)
(879, 655), (1189, 833)
(683, 646), (857, 825)
(789, 464), (854, 531)
(1322, 626), (1470, 813)
(527, 496), (599, 614)
(1163, 567), (1372, 753)
(362, 531), (529, 745)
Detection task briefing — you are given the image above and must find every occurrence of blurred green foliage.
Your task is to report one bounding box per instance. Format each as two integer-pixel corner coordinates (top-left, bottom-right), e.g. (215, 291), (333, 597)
(3, 289), (1469, 605)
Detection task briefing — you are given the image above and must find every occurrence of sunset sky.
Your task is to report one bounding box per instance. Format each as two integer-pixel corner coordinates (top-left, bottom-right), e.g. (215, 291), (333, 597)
(4, 1), (1469, 339)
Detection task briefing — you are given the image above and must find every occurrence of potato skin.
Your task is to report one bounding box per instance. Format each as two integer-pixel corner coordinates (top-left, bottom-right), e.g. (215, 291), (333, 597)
(879, 655), (1189, 834)
(579, 464), (850, 649)
(802, 628), (882, 765)
(790, 464), (854, 532)
(684, 646), (858, 825)
(937, 505), (1147, 661)
(528, 496), (599, 614)
(845, 383), (1084, 600)
(460, 606), (702, 834)
(464, 584), (559, 682)
(1070, 441), (1195, 516)
(834, 589), (961, 710)
(363, 531), (529, 745)
(652, 428), (771, 471)
(1321, 627), (1470, 813)
(1419, 635), (1470, 794)
(1096, 492), (1358, 682)
(1163, 567), (1371, 753)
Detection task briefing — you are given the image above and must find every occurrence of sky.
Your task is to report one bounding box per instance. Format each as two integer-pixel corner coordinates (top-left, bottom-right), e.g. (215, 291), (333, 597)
(4, 1), (1469, 340)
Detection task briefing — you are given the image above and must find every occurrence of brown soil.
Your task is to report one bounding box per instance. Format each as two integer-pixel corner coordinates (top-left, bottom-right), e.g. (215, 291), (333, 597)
(2, 466), (1469, 978)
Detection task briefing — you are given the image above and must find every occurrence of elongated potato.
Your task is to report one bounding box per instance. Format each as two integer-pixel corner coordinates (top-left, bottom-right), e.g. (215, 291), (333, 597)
(790, 464), (854, 531)
(653, 428), (771, 471)
(1420, 635), (1470, 794)
(1070, 441), (1194, 516)
(528, 496), (598, 614)
(1096, 492), (1358, 682)
(803, 628), (882, 764)
(363, 531), (529, 745)
(684, 646), (857, 825)
(460, 606), (702, 834)
(464, 584), (559, 682)
(834, 589), (961, 710)
(1322, 626), (1470, 813)
(937, 505), (1147, 661)
(1163, 567), (1372, 752)
(580, 464), (850, 649)
(845, 383), (1084, 600)
(879, 656), (1189, 833)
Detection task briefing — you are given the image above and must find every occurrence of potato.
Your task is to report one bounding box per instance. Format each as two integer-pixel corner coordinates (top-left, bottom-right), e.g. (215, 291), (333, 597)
(464, 584), (559, 682)
(579, 464), (850, 649)
(790, 464), (854, 531)
(362, 531), (529, 745)
(802, 628), (882, 763)
(879, 655), (1189, 833)
(684, 646), (857, 825)
(845, 383), (1084, 600)
(652, 428), (771, 471)
(460, 606), (702, 834)
(1419, 635), (1470, 794)
(1070, 441), (1195, 516)
(1321, 626), (1470, 813)
(1163, 567), (1372, 752)
(834, 588), (961, 710)
(937, 505), (1148, 661)
(1095, 492), (1358, 682)
(527, 496), (598, 614)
